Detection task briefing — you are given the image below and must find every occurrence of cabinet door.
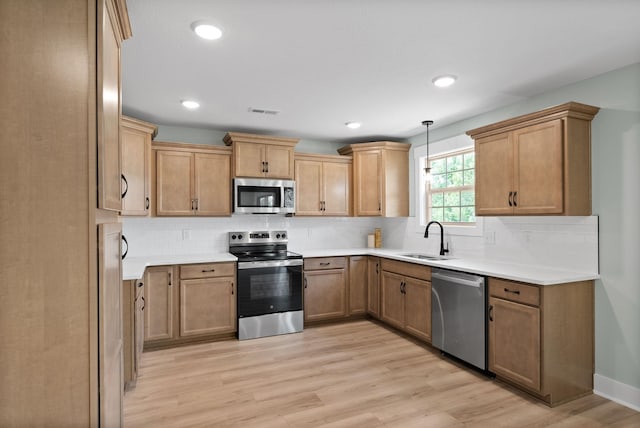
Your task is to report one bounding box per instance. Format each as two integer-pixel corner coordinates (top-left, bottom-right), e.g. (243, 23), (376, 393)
(348, 256), (367, 315)
(180, 277), (236, 337)
(98, 222), (123, 427)
(354, 150), (382, 216)
(122, 280), (135, 388)
(323, 161), (351, 216)
(380, 271), (405, 330)
(304, 269), (347, 322)
(97, 0), (122, 212)
(513, 120), (564, 214)
(295, 159), (323, 215)
(156, 151), (194, 216)
(121, 126), (149, 215)
(265, 144), (294, 179)
(134, 281), (144, 376)
(144, 266), (175, 342)
(404, 278), (431, 342)
(489, 296), (541, 392)
(194, 152), (231, 216)
(234, 141), (265, 177)
(367, 257), (381, 318)
(475, 132), (514, 216)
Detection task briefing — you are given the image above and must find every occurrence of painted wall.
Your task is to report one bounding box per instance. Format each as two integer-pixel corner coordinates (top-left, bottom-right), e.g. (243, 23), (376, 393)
(155, 124), (346, 154)
(405, 62), (640, 395)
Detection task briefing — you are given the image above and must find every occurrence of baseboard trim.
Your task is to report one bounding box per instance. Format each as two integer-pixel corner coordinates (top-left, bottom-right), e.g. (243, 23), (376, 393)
(594, 373), (640, 412)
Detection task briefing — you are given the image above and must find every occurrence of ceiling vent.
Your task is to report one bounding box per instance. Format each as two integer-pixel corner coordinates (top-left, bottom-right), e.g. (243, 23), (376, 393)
(248, 107), (280, 115)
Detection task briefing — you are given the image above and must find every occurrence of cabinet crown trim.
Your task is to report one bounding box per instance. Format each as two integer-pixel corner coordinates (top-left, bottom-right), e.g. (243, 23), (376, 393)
(295, 152), (353, 163)
(466, 102), (600, 139)
(152, 141), (232, 155)
(122, 115), (158, 138)
(337, 141), (411, 155)
(223, 132), (299, 147)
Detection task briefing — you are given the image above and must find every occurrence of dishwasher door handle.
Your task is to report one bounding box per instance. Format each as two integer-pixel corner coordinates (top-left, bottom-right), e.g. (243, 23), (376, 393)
(431, 272), (483, 288)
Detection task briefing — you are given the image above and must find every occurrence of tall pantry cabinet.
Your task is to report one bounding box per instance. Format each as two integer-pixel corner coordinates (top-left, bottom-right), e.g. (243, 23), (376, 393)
(0, 1), (131, 427)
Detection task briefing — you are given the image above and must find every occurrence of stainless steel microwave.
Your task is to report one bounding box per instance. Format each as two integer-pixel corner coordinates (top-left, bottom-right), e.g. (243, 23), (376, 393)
(233, 178), (296, 214)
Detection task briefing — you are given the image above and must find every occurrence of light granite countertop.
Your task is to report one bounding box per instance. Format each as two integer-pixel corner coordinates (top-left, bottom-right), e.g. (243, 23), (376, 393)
(123, 248), (599, 285)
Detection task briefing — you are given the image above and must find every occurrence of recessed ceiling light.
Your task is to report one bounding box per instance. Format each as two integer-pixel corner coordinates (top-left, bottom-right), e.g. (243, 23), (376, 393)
(181, 100), (200, 110)
(345, 122), (361, 129)
(191, 21), (223, 40)
(432, 75), (457, 88)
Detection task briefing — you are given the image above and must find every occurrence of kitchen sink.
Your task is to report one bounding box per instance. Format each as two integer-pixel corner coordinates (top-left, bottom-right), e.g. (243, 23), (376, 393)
(400, 253), (455, 261)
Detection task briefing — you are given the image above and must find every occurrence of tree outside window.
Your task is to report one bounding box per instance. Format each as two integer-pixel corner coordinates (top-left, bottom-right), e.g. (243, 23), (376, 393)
(426, 149), (476, 224)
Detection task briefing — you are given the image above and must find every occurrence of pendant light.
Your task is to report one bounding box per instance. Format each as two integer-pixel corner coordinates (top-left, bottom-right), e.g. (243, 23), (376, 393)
(422, 120), (434, 182)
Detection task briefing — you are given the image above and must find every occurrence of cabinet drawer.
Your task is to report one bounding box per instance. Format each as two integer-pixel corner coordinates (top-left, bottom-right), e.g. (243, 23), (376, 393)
(381, 259), (431, 281)
(304, 257), (347, 271)
(489, 278), (539, 307)
(180, 262), (235, 279)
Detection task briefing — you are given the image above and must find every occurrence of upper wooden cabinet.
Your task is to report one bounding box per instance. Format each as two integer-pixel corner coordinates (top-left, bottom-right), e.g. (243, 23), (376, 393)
(467, 102), (599, 216)
(223, 132), (299, 179)
(153, 142), (231, 217)
(121, 116), (157, 216)
(338, 142), (410, 217)
(295, 153), (352, 216)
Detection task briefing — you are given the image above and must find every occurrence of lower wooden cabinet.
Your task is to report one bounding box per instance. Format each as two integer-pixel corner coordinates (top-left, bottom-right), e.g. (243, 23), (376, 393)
(380, 259), (431, 342)
(304, 257), (347, 322)
(367, 257), (381, 318)
(348, 256), (367, 315)
(488, 277), (594, 405)
(144, 262), (236, 349)
(123, 279), (145, 391)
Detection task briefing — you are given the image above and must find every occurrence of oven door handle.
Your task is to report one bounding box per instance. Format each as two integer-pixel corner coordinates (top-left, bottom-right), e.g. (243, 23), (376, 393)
(237, 259), (303, 269)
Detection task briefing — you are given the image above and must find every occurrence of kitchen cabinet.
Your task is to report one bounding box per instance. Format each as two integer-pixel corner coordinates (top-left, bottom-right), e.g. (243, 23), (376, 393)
(123, 279), (144, 391)
(348, 256), (367, 315)
(367, 257), (381, 318)
(144, 262), (237, 349)
(295, 153), (352, 216)
(120, 116), (157, 216)
(468, 102), (600, 216)
(154, 142), (231, 216)
(488, 277), (594, 405)
(224, 132), (299, 179)
(338, 142), (410, 217)
(380, 259), (431, 342)
(304, 257), (347, 322)
(179, 263), (236, 337)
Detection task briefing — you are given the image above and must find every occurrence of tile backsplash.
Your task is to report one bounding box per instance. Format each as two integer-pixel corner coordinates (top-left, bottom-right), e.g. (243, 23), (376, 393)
(123, 215), (598, 274)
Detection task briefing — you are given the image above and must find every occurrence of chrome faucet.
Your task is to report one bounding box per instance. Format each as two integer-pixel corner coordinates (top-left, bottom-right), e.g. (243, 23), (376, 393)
(424, 221), (449, 256)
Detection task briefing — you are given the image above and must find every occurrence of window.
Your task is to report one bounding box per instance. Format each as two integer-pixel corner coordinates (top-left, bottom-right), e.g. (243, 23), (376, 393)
(426, 148), (475, 224)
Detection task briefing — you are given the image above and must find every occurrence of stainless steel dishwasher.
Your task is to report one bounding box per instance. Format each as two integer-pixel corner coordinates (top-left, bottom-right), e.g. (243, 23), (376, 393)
(431, 268), (487, 371)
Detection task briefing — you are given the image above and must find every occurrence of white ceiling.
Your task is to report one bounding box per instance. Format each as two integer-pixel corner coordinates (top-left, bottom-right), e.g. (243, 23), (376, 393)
(121, 0), (640, 143)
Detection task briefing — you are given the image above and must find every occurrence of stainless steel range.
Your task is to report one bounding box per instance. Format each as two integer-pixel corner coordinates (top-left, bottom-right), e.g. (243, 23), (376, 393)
(229, 231), (303, 340)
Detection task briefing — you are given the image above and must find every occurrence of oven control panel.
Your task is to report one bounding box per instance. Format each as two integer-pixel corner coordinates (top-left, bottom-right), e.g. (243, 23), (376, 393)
(229, 230), (288, 245)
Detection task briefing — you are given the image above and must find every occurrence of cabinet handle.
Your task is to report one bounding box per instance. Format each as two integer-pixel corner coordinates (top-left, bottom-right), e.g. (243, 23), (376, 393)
(378, 201), (381, 211)
(375, 263), (379, 275)
(121, 235), (128, 260)
(504, 288), (520, 295)
(304, 277), (308, 289)
(319, 262), (330, 266)
(168, 271), (172, 286)
(261, 161), (266, 173)
(145, 197), (150, 210)
(231, 282), (234, 295)
(489, 304), (493, 322)
(195, 199), (199, 210)
(191, 199), (195, 210)
(141, 296), (145, 311)
(403, 282), (407, 294)
(201, 268), (216, 273)
(266, 161), (269, 173)
(508, 191), (513, 207)
(121, 174), (128, 199)
(137, 281), (143, 288)
(513, 191), (517, 207)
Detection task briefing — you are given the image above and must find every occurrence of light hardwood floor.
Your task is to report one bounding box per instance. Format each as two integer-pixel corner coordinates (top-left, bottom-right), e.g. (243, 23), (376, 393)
(124, 320), (640, 427)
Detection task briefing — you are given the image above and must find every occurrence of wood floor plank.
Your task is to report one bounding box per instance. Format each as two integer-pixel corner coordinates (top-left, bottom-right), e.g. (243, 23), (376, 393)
(124, 320), (640, 427)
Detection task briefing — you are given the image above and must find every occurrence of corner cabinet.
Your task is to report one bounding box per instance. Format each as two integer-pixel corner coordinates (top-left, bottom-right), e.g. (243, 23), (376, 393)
(153, 142), (232, 217)
(338, 142), (410, 217)
(294, 153), (352, 216)
(488, 277), (594, 406)
(120, 116), (157, 216)
(224, 132), (299, 179)
(380, 259), (431, 342)
(467, 102), (599, 216)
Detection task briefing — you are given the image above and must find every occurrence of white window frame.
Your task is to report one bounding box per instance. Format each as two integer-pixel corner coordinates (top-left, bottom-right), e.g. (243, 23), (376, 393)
(413, 134), (483, 237)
